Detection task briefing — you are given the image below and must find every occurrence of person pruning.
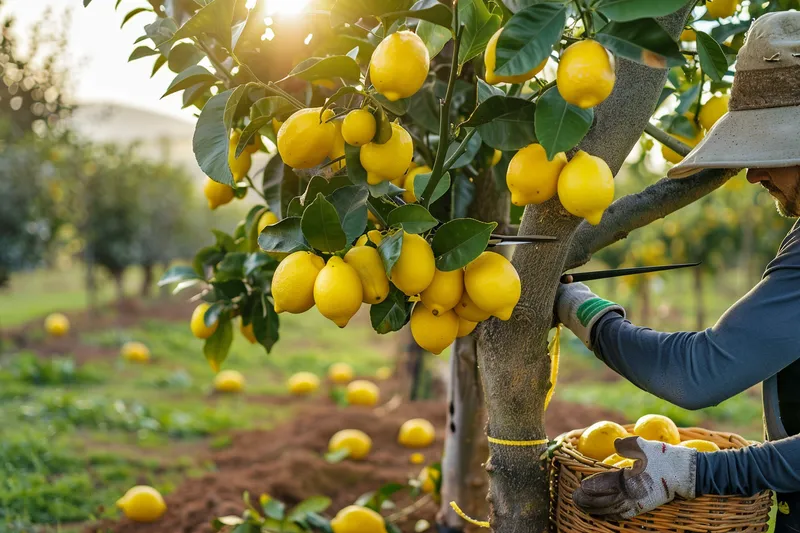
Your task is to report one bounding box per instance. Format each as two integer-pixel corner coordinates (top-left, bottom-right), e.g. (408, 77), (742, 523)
(554, 11), (800, 531)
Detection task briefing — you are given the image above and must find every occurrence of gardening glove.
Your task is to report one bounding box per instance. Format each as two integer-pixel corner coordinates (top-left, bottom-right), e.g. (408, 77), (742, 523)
(554, 282), (625, 348)
(573, 436), (697, 520)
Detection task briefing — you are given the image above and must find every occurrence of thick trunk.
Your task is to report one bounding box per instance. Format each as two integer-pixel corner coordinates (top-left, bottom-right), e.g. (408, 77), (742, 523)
(695, 268), (705, 331)
(408, 340), (426, 401)
(141, 263), (154, 299)
(476, 9), (690, 531)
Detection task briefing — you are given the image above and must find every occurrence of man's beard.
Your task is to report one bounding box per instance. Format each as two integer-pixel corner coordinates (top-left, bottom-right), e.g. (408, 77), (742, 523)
(763, 182), (800, 218)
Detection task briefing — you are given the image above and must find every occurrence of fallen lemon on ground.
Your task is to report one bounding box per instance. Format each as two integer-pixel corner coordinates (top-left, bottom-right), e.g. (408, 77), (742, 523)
(370, 30), (429, 102)
(409, 452), (425, 464)
(329, 429), (372, 460)
(346, 379), (380, 406)
(121, 341), (150, 363)
(410, 303), (459, 355)
(331, 505), (387, 533)
(272, 251), (325, 314)
(375, 366), (393, 381)
(420, 268), (463, 315)
(578, 421), (628, 460)
(418, 466), (440, 494)
(344, 246), (390, 304)
(329, 362), (354, 384)
(557, 150), (614, 225)
(633, 414), (680, 444)
(679, 439), (721, 452)
(391, 232), (435, 297)
(116, 485), (167, 522)
(484, 27), (547, 85)
(342, 109), (376, 146)
(204, 178), (235, 210)
(44, 313), (70, 337)
(314, 256), (363, 327)
(398, 418), (436, 448)
(506, 143), (567, 206)
(287, 372), (320, 395)
(190, 302), (218, 339)
(277, 107), (336, 169)
(360, 122), (414, 182)
(464, 252), (521, 321)
(557, 40), (615, 109)
(214, 370), (245, 393)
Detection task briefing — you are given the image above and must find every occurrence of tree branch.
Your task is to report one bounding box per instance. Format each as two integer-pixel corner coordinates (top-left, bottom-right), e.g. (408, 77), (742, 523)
(644, 122), (691, 157)
(565, 167), (739, 270)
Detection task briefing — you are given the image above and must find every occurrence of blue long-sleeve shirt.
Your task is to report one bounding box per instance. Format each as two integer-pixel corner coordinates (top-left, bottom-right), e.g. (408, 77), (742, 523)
(590, 219), (800, 497)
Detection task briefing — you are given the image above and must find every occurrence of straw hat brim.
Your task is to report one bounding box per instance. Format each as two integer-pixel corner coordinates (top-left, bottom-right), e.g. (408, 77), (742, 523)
(667, 104), (800, 179)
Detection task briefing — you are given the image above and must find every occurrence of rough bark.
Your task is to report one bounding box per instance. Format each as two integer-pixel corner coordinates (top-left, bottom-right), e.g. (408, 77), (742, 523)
(476, 9), (692, 531)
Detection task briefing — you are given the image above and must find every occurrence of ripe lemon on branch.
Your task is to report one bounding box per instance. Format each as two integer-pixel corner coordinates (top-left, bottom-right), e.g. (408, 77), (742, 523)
(557, 40), (615, 109)
(557, 150), (614, 225)
(420, 268), (463, 315)
(204, 178), (235, 210)
(344, 245), (390, 304)
(342, 109), (376, 146)
(464, 252), (521, 321)
(190, 302), (217, 339)
(277, 107), (336, 169)
(506, 143), (567, 206)
(390, 232), (435, 297)
(313, 256), (363, 327)
(410, 303), (459, 355)
(402, 165), (432, 204)
(484, 28), (547, 85)
(454, 291), (491, 322)
(369, 30), (430, 102)
(360, 122), (414, 182)
(699, 94), (730, 131)
(271, 251), (325, 314)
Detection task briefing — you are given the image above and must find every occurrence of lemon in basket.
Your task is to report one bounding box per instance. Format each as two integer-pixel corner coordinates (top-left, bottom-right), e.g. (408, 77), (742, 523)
(577, 421), (628, 461)
(613, 458), (637, 469)
(633, 414), (680, 444)
(601, 453), (625, 466)
(679, 439), (721, 452)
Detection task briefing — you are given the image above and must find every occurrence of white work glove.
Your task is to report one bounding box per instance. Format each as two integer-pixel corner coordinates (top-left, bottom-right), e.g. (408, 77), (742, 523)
(555, 282), (625, 348)
(573, 436), (697, 520)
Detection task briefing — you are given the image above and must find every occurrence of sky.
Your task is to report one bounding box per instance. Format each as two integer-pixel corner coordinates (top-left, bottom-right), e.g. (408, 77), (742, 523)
(4, 0), (193, 121)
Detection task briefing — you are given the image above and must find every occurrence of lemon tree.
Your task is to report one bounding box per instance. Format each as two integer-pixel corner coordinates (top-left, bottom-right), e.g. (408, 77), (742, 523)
(90, 0), (797, 530)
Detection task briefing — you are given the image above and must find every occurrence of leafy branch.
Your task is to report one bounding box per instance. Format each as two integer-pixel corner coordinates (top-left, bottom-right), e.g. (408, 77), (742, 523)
(644, 122), (691, 157)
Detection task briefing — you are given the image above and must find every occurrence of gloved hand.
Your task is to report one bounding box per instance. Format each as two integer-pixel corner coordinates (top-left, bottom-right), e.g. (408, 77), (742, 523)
(572, 436), (697, 520)
(555, 282), (625, 348)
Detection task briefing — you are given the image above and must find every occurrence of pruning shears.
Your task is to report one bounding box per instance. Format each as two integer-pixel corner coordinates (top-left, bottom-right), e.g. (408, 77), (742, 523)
(487, 233), (558, 247)
(561, 262), (701, 283)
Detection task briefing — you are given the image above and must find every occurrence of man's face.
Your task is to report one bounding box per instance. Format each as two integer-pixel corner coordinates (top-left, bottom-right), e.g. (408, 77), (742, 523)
(747, 166), (800, 217)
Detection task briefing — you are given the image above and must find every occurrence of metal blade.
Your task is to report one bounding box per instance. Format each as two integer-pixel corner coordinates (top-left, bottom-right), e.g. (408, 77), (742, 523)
(562, 262), (701, 283)
(487, 234), (558, 247)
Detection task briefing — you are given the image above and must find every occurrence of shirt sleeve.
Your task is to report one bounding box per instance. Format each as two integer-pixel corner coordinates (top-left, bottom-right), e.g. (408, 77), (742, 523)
(696, 435), (800, 495)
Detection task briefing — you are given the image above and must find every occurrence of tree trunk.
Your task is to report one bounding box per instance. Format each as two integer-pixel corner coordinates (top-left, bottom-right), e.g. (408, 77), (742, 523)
(85, 257), (97, 316)
(408, 339), (426, 401)
(112, 269), (126, 302)
(475, 9), (690, 531)
(695, 268), (705, 331)
(141, 263), (154, 299)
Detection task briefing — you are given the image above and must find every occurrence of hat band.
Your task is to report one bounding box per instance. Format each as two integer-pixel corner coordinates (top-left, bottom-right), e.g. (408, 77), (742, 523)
(730, 65), (800, 111)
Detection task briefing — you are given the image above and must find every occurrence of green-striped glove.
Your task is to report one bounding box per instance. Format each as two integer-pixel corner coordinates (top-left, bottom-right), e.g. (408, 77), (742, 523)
(555, 282), (625, 348)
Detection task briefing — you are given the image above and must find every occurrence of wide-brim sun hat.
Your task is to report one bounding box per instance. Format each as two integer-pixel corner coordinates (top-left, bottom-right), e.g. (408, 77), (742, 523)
(668, 11), (800, 179)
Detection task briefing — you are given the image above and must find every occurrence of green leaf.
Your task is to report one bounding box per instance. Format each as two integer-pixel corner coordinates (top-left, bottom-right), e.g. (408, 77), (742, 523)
(321, 86), (363, 116)
(494, 4), (564, 77)
(224, 83), (252, 131)
(144, 17), (177, 55)
(287, 56), (361, 83)
(252, 296), (280, 353)
(444, 130), (481, 169)
(264, 498), (286, 521)
(462, 96), (537, 151)
(128, 46), (159, 61)
(258, 217), (310, 255)
(182, 81), (212, 109)
(367, 196), (397, 226)
(458, 0), (502, 65)
(711, 20), (750, 43)
(204, 318), (233, 372)
(356, 483), (405, 512)
(370, 287), (409, 334)
(193, 89), (235, 186)
(212, 280), (247, 300)
(243, 253), (273, 276)
(324, 448), (351, 463)
(368, 180), (404, 198)
(413, 172), (451, 204)
(151, 54), (167, 77)
(596, 0), (691, 22)
(251, 96), (294, 122)
(387, 204), (438, 234)
(167, 42), (204, 72)
(163, 66), (218, 98)
(383, 0), (454, 29)
(300, 175), (352, 206)
(171, 0), (240, 50)
(695, 31), (729, 83)
(596, 19), (686, 68)
(301, 193), (347, 252)
(263, 155), (303, 219)
(121, 7), (151, 27)
(416, 20), (452, 59)
(534, 87), (593, 160)
(159, 265), (201, 287)
(373, 105), (394, 144)
(328, 186), (369, 243)
(405, 88), (440, 134)
(193, 245), (225, 276)
(287, 497), (333, 523)
(377, 230), (404, 275)
(215, 252), (247, 281)
(372, 94), (408, 116)
(477, 78), (504, 103)
(235, 117), (270, 157)
(431, 218), (497, 271)
(345, 143), (368, 186)
(330, 0), (414, 27)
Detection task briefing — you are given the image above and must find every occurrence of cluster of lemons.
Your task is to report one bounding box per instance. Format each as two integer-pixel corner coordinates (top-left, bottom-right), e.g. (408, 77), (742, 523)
(578, 414), (721, 467)
(203, 130), (260, 210)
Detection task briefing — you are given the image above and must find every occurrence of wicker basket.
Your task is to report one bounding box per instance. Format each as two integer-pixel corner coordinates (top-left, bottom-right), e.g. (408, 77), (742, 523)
(550, 425), (773, 533)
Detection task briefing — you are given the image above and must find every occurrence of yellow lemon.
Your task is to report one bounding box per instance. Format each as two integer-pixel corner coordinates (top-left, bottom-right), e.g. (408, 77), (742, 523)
(633, 414), (681, 444)
(330, 505), (387, 533)
(557, 40), (615, 109)
(344, 246), (390, 304)
(464, 252), (520, 321)
(346, 379), (380, 406)
(706, 0), (738, 18)
(329, 362), (354, 384)
(680, 28), (696, 41)
(402, 165), (432, 203)
(420, 268), (463, 315)
(271, 251), (325, 314)
(679, 439), (721, 452)
(360, 122), (414, 181)
(214, 369), (245, 393)
(329, 429), (372, 460)
(116, 485), (167, 522)
(418, 466), (440, 494)
(240, 320), (257, 344)
(204, 178), (235, 210)
(314, 257), (363, 327)
(614, 458), (636, 469)
(190, 303), (218, 339)
(456, 317), (478, 338)
(277, 107), (336, 169)
(121, 341), (150, 363)
(557, 150), (614, 225)
(453, 291), (491, 322)
(391, 232), (436, 296)
(272, 118), (282, 135)
(329, 119), (347, 171)
(367, 171), (388, 185)
(244, 132), (262, 154)
(342, 109), (377, 146)
(257, 211), (279, 234)
(370, 30), (430, 102)
(506, 143), (567, 206)
(375, 366), (393, 381)
(410, 303), (458, 355)
(398, 418), (436, 448)
(490, 149), (502, 166)
(44, 313), (70, 337)
(287, 371), (320, 395)
(661, 129), (704, 164)
(409, 452), (425, 464)
(577, 421), (629, 461)
(602, 453), (625, 466)
(356, 230), (383, 247)
(228, 130), (252, 181)
(699, 94), (730, 131)
(484, 27), (548, 85)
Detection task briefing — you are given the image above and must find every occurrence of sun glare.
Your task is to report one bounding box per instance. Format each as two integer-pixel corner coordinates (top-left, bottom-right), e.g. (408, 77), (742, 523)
(264, 0), (310, 16)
